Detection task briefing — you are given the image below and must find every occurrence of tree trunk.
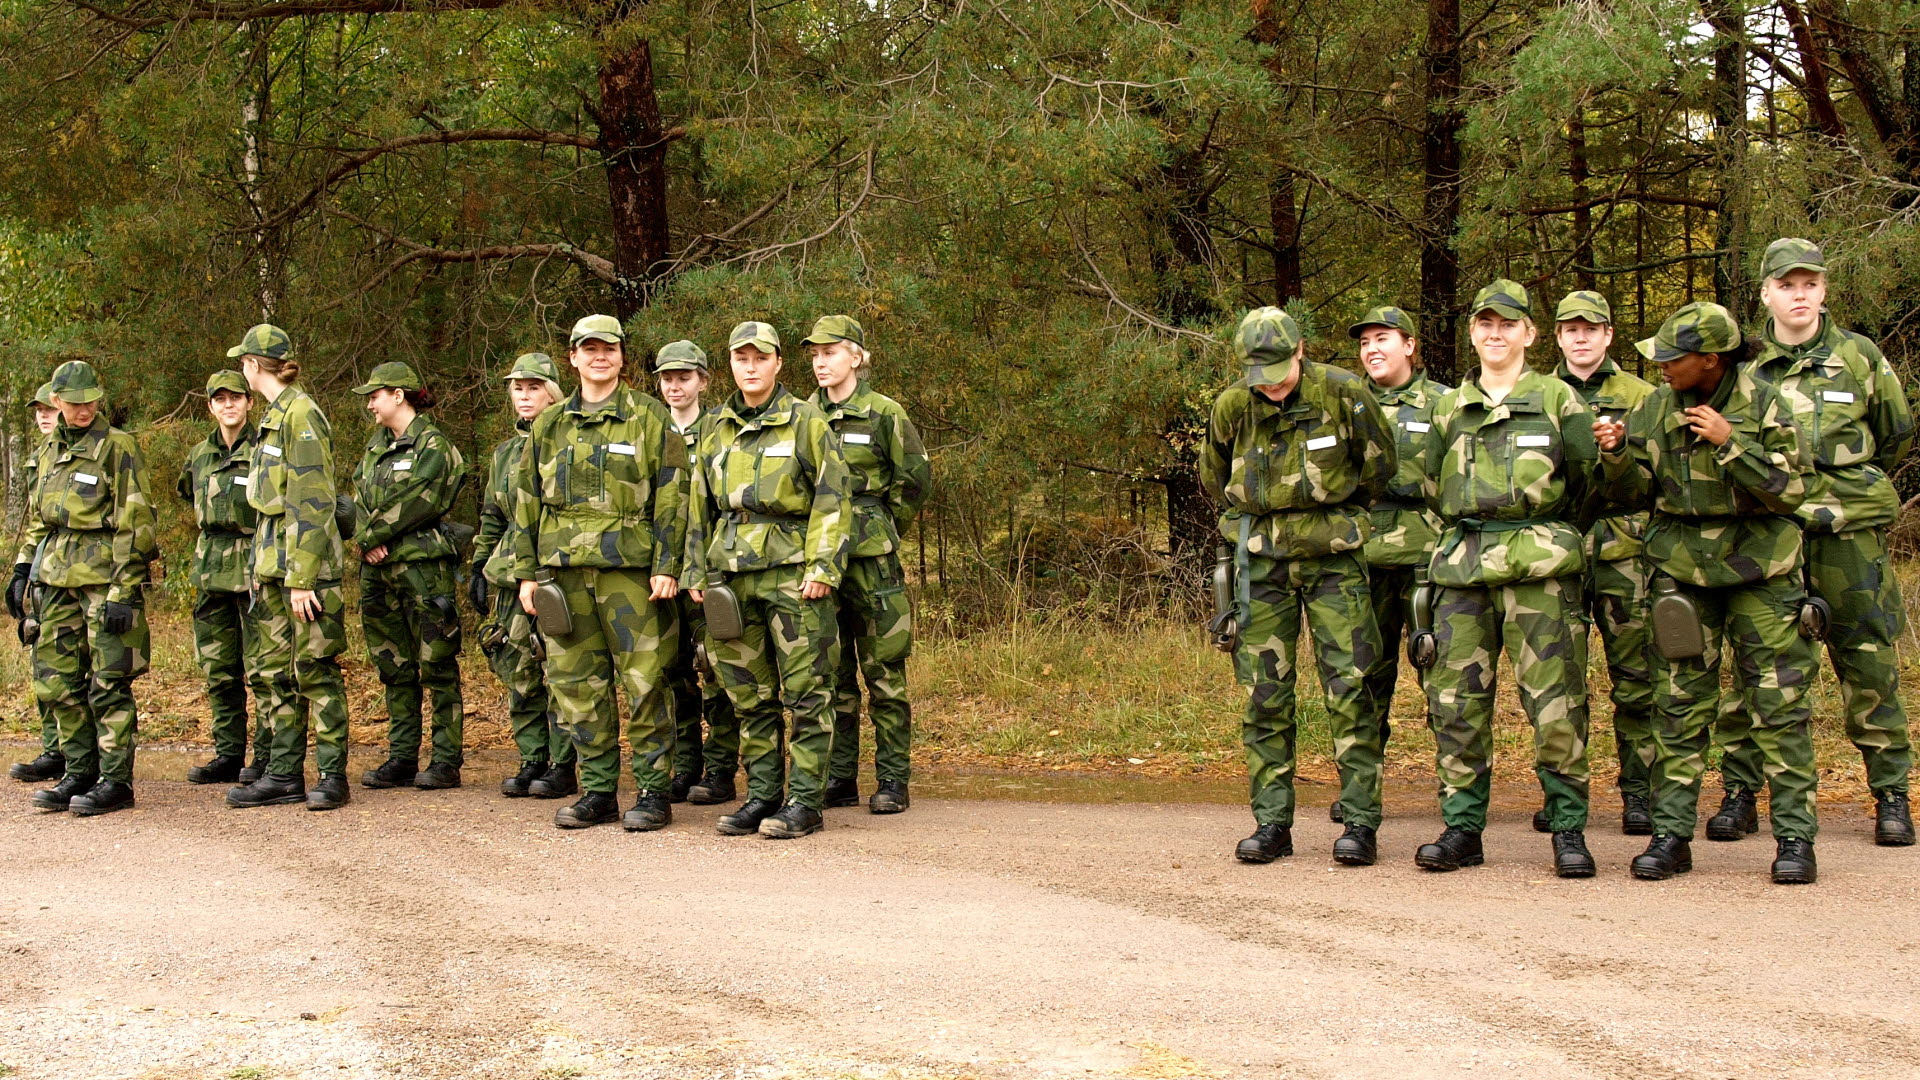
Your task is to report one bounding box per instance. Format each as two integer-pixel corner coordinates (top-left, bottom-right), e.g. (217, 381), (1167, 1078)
(1706, 3), (1745, 310)
(595, 12), (673, 320)
(1567, 108), (1594, 292)
(1420, 0), (1463, 386)
(1270, 171), (1305, 303)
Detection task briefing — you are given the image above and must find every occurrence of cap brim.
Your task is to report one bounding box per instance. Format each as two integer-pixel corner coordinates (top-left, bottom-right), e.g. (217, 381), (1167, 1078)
(1473, 303), (1530, 321)
(1766, 261), (1827, 279)
(730, 337), (781, 354)
(53, 388), (103, 404)
(1555, 310), (1610, 324)
(1633, 336), (1686, 363)
(504, 370), (552, 382)
(226, 344), (248, 358)
(349, 382), (383, 395)
(1239, 360), (1293, 386)
(799, 333), (853, 347)
(654, 361), (706, 373)
(571, 332), (623, 345)
(1347, 322), (1396, 339)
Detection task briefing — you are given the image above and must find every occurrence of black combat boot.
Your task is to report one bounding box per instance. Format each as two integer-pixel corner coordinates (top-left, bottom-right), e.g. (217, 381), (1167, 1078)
(360, 757), (418, 789)
(1630, 835), (1692, 879)
(1415, 827), (1484, 871)
(307, 773), (350, 811)
(623, 791), (672, 832)
(1328, 801), (1345, 824)
(1772, 838), (1817, 885)
(413, 762), (461, 790)
(669, 772), (698, 804)
(529, 761), (578, 799)
(716, 797), (779, 835)
(823, 776), (860, 808)
(10, 753), (64, 783)
(1705, 788), (1758, 841)
(501, 761), (545, 798)
(68, 779), (134, 816)
(687, 771), (736, 805)
(1620, 793), (1653, 836)
(32, 773), (98, 811)
(1531, 808), (1551, 833)
(237, 754), (266, 784)
(1874, 790), (1915, 847)
(1332, 824), (1377, 867)
(869, 780), (909, 814)
(554, 791), (619, 829)
(1553, 831), (1596, 878)
(759, 802), (824, 838)
(226, 773), (306, 808)
(187, 754), (245, 785)
(1235, 823), (1292, 863)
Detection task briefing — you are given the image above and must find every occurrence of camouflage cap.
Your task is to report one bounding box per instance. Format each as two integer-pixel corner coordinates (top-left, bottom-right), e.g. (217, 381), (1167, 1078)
(1635, 301), (1742, 363)
(569, 313), (625, 346)
(654, 339), (709, 373)
(503, 352), (560, 383)
(1470, 279), (1532, 321)
(729, 320), (782, 354)
(30, 381), (55, 408)
(1554, 290), (1612, 324)
(1347, 305), (1417, 340)
(1233, 306), (1304, 385)
(227, 323), (291, 360)
(205, 370), (250, 398)
(800, 314), (865, 348)
(48, 360), (104, 404)
(350, 360), (424, 395)
(1760, 237), (1828, 280)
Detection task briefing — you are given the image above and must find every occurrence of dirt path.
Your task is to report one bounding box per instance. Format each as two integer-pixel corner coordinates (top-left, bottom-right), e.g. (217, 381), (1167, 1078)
(0, 764), (1912, 1080)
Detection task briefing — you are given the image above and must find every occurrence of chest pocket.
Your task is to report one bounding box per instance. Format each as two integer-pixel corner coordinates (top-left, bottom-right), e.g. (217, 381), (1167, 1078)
(48, 457), (111, 530)
(1296, 416), (1348, 502)
(1503, 405), (1563, 501)
(749, 437), (805, 513)
(600, 439), (651, 515)
(1804, 363), (1868, 467)
(250, 423), (289, 514)
(837, 422), (884, 487)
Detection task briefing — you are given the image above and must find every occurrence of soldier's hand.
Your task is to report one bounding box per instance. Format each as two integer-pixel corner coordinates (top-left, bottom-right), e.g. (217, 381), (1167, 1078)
(6, 564), (27, 620)
(689, 589), (705, 604)
(1592, 418), (1626, 453)
(649, 575), (678, 601)
(1683, 406), (1732, 446)
(801, 580), (832, 601)
(467, 569), (489, 613)
(290, 587), (322, 622)
(100, 601), (133, 635)
(364, 544), (390, 565)
(518, 579), (539, 617)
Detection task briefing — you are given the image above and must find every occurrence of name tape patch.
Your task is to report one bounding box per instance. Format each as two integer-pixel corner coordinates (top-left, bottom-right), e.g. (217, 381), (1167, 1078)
(260, 444), (283, 457)
(74, 472), (99, 485)
(842, 432), (873, 445)
(764, 443), (795, 458)
(1823, 390), (1855, 404)
(608, 443), (636, 456)
(1404, 421), (1431, 433)
(1516, 434), (1553, 448)
(1305, 435), (1338, 451)
(391, 460), (413, 472)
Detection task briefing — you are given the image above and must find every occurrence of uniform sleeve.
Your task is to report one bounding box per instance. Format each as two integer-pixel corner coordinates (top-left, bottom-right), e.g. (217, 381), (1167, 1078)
(13, 450), (47, 567)
(1557, 390), (1599, 518)
(1864, 341), (1916, 473)
(107, 437), (158, 604)
(1596, 402), (1653, 507)
(1418, 399), (1448, 514)
(508, 424), (543, 582)
(1351, 384), (1397, 503)
(886, 406), (932, 531)
(802, 414), (854, 588)
(1198, 394), (1233, 505)
(473, 441), (510, 566)
(648, 412), (688, 581)
(356, 432), (463, 549)
(683, 428), (714, 592)
(1721, 388), (1810, 515)
(281, 405), (339, 590)
(176, 450), (194, 503)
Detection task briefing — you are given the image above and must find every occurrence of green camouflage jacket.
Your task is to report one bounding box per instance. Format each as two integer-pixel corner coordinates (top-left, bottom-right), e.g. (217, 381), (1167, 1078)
(248, 385), (345, 589)
(1363, 371), (1448, 567)
(508, 384), (687, 579)
(685, 385), (853, 589)
(1747, 317), (1915, 533)
(1557, 356), (1656, 563)
(14, 415), (158, 604)
(1599, 365), (1809, 587)
(351, 413), (466, 563)
(176, 424), (259, 593)
(1199, 361), (1396, 560)
(476, 421), (529, 588)
(1421, 368), (1597, 587)
(812, 381), (931, 559)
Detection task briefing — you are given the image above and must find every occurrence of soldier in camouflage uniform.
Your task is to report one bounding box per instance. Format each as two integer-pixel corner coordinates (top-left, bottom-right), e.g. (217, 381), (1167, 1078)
(654, 339), (741, 805)
(1417, 280), (1599, 878)
(16, 361), (157, 816)
(8, 381), (64, 784)
(1199, 307), (1396, 867)
(474, 352), (577, 799)
(1596, 302), (1822, 884)
(1351, 305), (1448, 827)
(1551, 291), (1658, 837)
(685, 320), (853, 840)
(224, 324), (355, 812)
(806, 316), (931, 814)
(350, 361), (468, 792)
(509, 314), (688, 832)
(1710, 238), (1916, 848)
(177, 370), (271, 786)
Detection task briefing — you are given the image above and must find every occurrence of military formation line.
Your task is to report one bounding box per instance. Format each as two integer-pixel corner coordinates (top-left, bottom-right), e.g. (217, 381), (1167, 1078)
(7, 236), (1914, 884)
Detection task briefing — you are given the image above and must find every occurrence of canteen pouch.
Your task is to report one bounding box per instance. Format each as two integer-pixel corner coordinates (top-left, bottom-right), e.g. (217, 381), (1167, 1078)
(695, 642), (715, 678)
(703, 585), (745, 642)
(1407, 583), (1438, 670)
(439, 519), (477, 554)
(1207, 544), (1238, 653)
(530, 570), (573, 638)
(1798, 595), (1832, 641)
(334, 495), (359, 542)
(1650, 577), (1706, 660)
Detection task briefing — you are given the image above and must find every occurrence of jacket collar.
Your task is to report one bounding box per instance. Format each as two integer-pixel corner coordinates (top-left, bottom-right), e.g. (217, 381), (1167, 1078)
(564, 383), (638, 422)
(813, 380), (873, 419)
(716, 385), (798, 430)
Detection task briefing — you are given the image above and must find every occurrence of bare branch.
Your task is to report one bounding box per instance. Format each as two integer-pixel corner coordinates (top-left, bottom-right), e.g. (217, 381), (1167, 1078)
(1070, 233), (1223, 347)
(67, 0), (512, 30)
(1525, 191), (1721, 215)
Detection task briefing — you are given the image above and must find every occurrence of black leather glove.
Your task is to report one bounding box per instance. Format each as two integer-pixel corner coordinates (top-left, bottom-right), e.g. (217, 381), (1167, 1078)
(7, 563), (29, 620)
(467, 567), (489, 613)
(101, 601), (134, 635)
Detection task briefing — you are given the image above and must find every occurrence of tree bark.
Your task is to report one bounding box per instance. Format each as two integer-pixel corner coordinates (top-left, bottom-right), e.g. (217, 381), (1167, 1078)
(1706, 2), (1745, 309)
(595, 11), (673, 319)
(1567, 106), (1593, 292)
(1420, 0), (1463, 386)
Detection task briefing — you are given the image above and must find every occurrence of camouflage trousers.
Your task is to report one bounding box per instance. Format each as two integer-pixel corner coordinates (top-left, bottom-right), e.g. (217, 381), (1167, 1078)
(193, 588), (270, 759)
(482, 590), (572, 767)
(1720, 528), (1909, 795)
(32, 585), (148, 783)
(1655, 573), (1818, 840)
(665, 592), (738, 780)
(1589, 556), (1655, 799)
(1361, 562), (1422, 753)
(255, 582), (351, 778)
(1425, 576), (1591, 833)
(361, 558), (464, 766)
(708, 565), (839, 811)
(829, 553), (914, 785)
(20, 618), (56, 756)
(542, 567), (676, 795)
(1235, 552), (1385, 829)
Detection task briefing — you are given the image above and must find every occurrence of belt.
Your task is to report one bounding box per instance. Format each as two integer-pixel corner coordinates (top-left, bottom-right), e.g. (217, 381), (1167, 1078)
(1440, 516), (1552, 557)
(1371, 498), (1423, 513)
(852, 494), (886, 508)
(203, 526), (254, 539)
(722, 509), (804, 525)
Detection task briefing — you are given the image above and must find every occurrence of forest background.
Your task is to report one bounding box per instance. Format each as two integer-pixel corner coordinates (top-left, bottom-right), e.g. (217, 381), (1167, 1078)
(3, 0), (1920, 791)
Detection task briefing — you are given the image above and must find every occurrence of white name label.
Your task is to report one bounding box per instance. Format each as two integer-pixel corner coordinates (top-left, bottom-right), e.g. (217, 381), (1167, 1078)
(1516, 434), (1553, 448)
(391, 460), (413, 472)
(1822, 390), (1854, 403)
(233, 475), (250, 487)
(260, 444), (283, 457)
(842, 432), (873, 445)
(765, 443), (795, 458)
(607, 443), (635, 456)
(1305, 435), (1338, 451)
(75, 472), (98, 485)
(1404, 421), (1431, 433)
